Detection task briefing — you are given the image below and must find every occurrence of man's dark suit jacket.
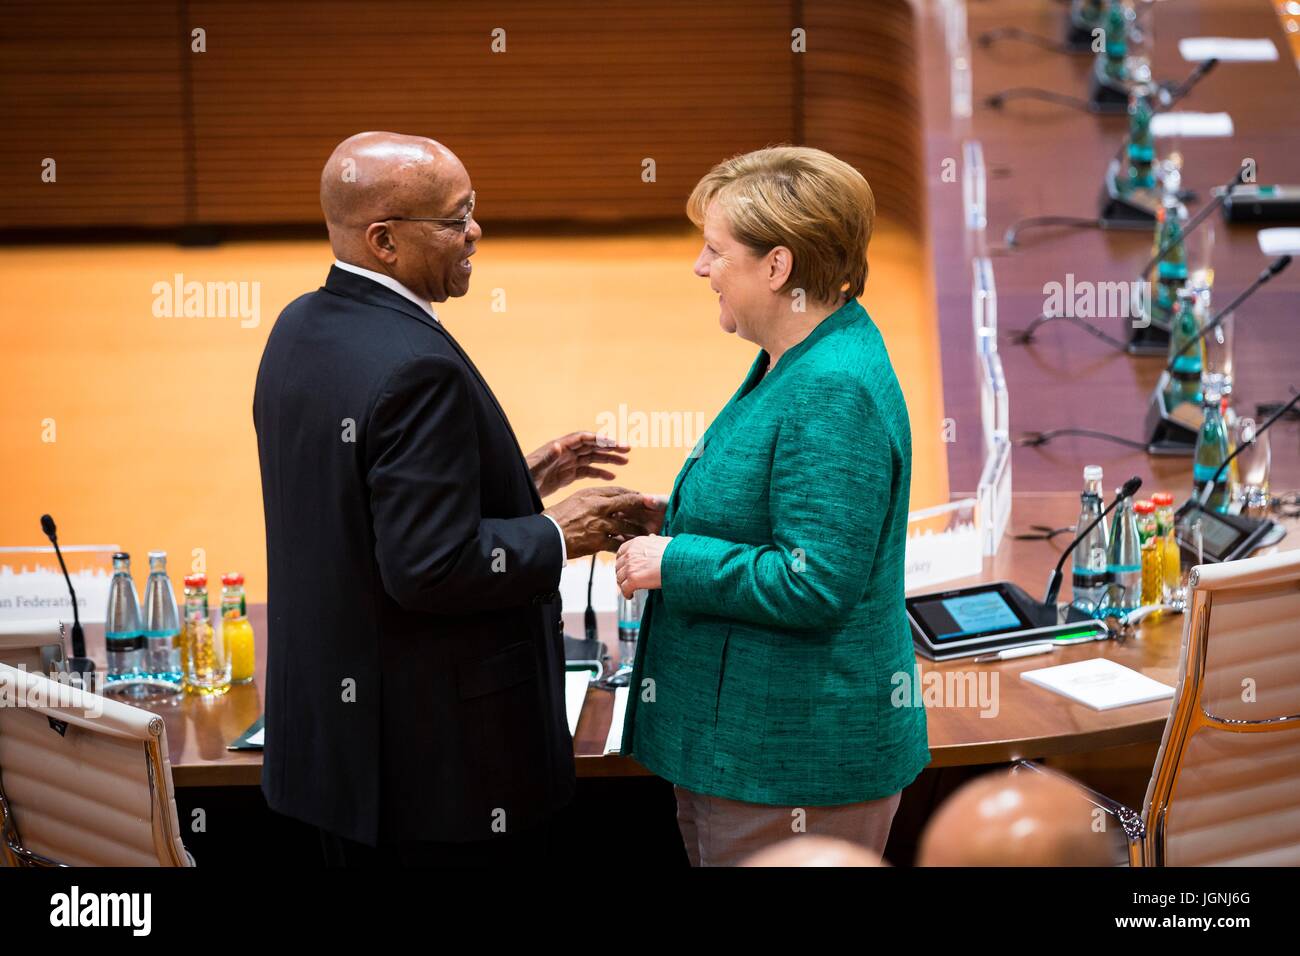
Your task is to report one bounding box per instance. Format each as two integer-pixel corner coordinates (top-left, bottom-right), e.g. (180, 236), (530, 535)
(252, 265), (574, 846)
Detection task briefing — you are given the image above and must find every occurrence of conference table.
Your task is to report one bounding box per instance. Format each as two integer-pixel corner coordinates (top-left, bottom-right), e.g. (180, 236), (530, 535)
(80, 0), (1300, 791)
(78, 492), (1295, 789)
(924, 0), (1300, 493)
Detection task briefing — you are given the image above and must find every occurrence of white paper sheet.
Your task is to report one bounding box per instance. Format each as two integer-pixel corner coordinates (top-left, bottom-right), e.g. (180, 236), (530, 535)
(1179, 37), (1278, 62)
(1150, 112), (1234, 138)
(1258, 228), (1300, 256)
(603, 685), (629, 754)
(1020, 658), (1174, 711)
(565, 669), (591, 736)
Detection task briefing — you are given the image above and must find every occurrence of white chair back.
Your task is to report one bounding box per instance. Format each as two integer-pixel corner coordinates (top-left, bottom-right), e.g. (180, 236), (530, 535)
(0, 661), (190, 866)
(0, 619), (65, 674)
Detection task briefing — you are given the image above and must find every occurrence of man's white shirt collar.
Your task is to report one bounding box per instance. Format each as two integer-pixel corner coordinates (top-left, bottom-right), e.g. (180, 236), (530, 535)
(333, 259), (439, 323)
(334, 260), (563, 562)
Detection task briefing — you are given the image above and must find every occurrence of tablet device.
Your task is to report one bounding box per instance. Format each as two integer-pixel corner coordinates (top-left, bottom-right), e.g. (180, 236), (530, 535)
(908, 583), (1032, 643)
(1175, 501), (1278, 563)
(907, 581), (1107, 661)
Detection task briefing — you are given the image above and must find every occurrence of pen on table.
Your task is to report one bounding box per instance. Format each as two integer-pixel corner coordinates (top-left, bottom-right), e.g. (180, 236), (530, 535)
(973, 643), (1057, 663)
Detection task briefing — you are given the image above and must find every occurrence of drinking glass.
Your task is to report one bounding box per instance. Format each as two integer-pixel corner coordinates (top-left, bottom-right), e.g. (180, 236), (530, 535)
(1197, 288), (1233, 395)
(1229, 418), (1271, 518)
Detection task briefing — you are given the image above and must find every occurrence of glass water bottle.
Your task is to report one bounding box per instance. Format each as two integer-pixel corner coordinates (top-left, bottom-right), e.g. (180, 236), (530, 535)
(105, 552), (146, 689)
(1193, 385), (1231, 513)
(142, 551), (183, 690)
(1105, 495), (1143, 616)
(1069, 465), (1111, 614)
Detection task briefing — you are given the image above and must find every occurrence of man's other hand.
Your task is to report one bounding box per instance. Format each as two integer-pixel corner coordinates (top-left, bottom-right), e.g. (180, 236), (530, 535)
(527, 431), (630, 499)
(543, 486), (664, 559)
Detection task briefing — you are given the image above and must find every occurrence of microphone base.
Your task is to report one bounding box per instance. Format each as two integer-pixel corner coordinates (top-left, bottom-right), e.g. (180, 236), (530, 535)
(559, 634), (598, 665)
(1221, 184), (1300, 223)
(55, 656), (102, 694)
(1100, 161), (1161, 223)
(1145, 374), (1202, 456)
(1009, 582), (1094, 629)
(1089, 69), (1134, 115)
(1127, 285), (1174, 353)
(1127, 322), (1171, 355)
(1064, 24), (1098, 54)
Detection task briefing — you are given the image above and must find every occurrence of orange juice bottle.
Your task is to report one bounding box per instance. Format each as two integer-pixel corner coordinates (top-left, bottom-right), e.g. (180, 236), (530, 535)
(1152, 492), (1182, 599)
(221, 572), (256, 684)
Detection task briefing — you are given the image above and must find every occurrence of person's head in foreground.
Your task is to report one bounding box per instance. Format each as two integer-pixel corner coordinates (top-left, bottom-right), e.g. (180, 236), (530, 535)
(918, 768), (1124, 866)
(688, 144), (876, 356)
(321, 131), (481, 303)
(742, 835), (887, 868)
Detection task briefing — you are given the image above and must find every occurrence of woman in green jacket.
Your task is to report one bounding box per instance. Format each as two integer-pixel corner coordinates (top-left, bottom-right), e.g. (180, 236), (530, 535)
(615, 146), (930, 866)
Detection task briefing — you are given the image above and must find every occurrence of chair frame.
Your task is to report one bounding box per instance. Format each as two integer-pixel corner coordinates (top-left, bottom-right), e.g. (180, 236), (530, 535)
(1017, 558), (1300, 867)
(1013, 758), (1147, 866)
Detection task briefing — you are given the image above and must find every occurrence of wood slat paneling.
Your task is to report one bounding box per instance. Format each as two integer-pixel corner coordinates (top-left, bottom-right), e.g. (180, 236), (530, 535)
(0, 0), (931, 230)
(187, 0), (795, 223)
(0, 1), (187, 227)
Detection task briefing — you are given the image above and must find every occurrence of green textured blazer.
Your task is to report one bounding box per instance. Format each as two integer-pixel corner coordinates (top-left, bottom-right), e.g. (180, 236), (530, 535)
(621, 297), (930, 806)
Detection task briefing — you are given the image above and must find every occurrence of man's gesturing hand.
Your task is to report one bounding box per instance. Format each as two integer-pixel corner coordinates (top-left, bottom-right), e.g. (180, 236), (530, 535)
(543, 486), (664, 559)
(527, 432), (631, 499)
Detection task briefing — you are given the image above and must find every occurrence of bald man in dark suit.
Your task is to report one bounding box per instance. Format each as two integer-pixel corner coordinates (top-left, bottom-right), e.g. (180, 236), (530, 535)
(253, 131), (661, 866)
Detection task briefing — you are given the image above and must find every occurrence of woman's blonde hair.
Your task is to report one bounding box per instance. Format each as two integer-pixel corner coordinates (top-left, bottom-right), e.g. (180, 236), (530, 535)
(686, 145), (875, 303)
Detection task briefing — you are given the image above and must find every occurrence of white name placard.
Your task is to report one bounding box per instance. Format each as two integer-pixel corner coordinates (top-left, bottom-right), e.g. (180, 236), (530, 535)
(0, 546), (118, 625)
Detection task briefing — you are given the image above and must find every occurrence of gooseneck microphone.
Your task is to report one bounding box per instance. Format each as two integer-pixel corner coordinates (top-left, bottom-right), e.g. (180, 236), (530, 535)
(1103, 60), (1222, 174)
(1044, 476), (1143, 606)
(1013, 166), (1250, 348)
(584, 553), (598, 643)
(40, 513), (86, 659)
(1138, 165), (1249, 280)
(1165, 256), (1293, 372)
(1166, 56), (1219, 105)
(985, 57), (1219, 115)
(1197, 388), (1300, 507)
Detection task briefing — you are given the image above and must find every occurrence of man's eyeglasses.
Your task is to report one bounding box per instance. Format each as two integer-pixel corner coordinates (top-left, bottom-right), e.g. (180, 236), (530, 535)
(381, 191), (476, 234)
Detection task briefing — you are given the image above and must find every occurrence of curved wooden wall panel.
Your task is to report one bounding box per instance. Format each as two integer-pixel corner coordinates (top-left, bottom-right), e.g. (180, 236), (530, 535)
(0, 0), (928, 231)
(801, 0), (927, 234)
(188, 0), (793, 223)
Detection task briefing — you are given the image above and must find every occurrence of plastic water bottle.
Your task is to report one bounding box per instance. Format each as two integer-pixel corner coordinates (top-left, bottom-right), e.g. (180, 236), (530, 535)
(1070, 465), (1111, 613)
(1193, 383), (1231, 513)
(1106, 495), (1143, 615)
(142, 551), (183, 690)
(105, 552), (146, 687)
